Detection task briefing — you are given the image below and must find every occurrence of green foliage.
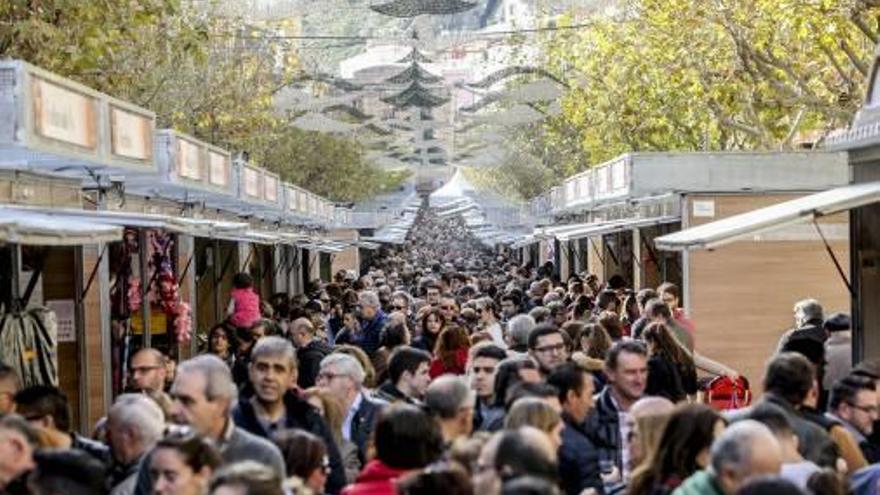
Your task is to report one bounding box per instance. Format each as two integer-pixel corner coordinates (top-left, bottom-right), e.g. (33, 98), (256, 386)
(0, 0), (401, 201)
(512, 0), (880, 195)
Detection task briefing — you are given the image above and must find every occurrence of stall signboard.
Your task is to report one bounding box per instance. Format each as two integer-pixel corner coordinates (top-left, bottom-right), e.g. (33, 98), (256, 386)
(208, 150), (230, 189)
(32, 77), (98, 151)
(243, 166), (262, 199)
(177, 136), (202, 181)
(264, 173), (279, 204)
(298, 192), (307, 213)
(286, 186), (298, 212)
(0, 61), (158, 176)
(110, 105), (152, 161)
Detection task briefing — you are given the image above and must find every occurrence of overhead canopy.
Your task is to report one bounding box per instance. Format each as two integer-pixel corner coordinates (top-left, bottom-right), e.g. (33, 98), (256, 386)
(655, 181), (880, 251)
(552, 216), (680, 242)
(0, 208), (123, 246)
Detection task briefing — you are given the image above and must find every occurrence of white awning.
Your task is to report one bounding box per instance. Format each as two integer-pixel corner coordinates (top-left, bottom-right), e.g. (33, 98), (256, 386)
(0, 209), (122, 246)
(555, 216), (680, 242)
(654, 181), (880, 251)
(213, 230), (284, 245)
(511, 235), (539, 249)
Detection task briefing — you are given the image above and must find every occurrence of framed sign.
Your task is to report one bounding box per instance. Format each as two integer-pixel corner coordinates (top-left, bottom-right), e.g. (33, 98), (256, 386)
(287, 188), (297, 211)
(208, 151), (229, 187)
(32, 77), (97, 150)
(243, 167), (261, 198)
(110, 106), (152, 160)
(264, 175), (278, 202)
(177, 137), (202, 180)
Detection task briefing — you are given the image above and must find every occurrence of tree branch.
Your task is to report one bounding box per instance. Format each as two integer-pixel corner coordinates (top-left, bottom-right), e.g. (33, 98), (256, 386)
(839, 38), (869, 76)
(851, 13), (879, 44)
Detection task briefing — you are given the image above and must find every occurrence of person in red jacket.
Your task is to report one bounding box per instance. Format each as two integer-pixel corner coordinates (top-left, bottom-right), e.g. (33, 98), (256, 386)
(341, 403), (444, 495)
(429, 325), (470, 379)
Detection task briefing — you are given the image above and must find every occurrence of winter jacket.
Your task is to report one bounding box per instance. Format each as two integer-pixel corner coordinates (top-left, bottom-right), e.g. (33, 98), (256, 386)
(429, 348), (469, 378)
(297, 339), (332, 389)
(559, 413), (605, 495)
(824, 332), (853, 391)
(349, 393), (384, 464)
(355, 312), (388, 356)
(645, 355), (686, 403)
(341, 460), (409, 495)
(232, 391), (346, 494)
(229, 287), (261, 329)
(373, 381), (418, 405)
(584, 387), (623, 474)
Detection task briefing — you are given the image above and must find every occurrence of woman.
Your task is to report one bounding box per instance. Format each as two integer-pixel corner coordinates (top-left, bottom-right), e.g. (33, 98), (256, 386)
(580, 323), (613, 361)
(429, 325), (470, 378)
(207, 323), (236, 368)
(504, 397), (564, 451)
(627, 404), (726, 495)
(413, 308), (445, 354)
(275, 429), (331, 495)
(372, 321), (410, 385)
(642, 322), (698, 402)
(149, 433), (221, 495)
(598, 310), (624, 341)
(304, 387), (361, 484)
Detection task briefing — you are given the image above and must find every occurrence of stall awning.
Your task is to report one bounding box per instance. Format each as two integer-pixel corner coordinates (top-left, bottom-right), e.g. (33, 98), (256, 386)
(213, 230), (285, 245)
(555, 216), (680, 242)
(511, 235), (539, 249)
(654, 182), (880, 251)
(0, 208), (123, 246)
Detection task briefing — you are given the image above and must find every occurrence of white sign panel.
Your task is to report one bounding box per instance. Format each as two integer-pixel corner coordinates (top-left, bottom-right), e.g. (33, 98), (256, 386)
(208, 151), (229, 187)
(264, 175), (278, 202)
(46, 299), (76, 343)
(32, 77), (97, 149)
(244, 167), (261, 198)
(177, 138), (202, 180)
(692, 200), (716, 218)
(111, 106), (151, 160)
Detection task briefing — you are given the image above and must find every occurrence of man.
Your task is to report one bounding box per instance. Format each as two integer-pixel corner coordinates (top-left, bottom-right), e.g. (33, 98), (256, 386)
(29, 449), (107, 495)
(493, 426), (559, 484)
(476, 297), (505, 349)
(354, 291), (387, 356)
(230, 337), (345, 493)
(776, 298), (826, 352)
(729, 352), (838, 468)
(657, 282), (695, 338)
(14, 385), (109, 463)
(425, 283), (442, 307)
(106, 394), (165, 495)
(827, 374), (880, 462)
(0, 365), (20, 415)
(374, 346), (432, 404)
(317, 353), (382, 464)
(823, 313), (853, 391)
(528, 324), (569, 377)
(424, 375), (474, 446)
(642, 299), (693, 351)
(290, 317), (331, 389)
(748, 403), (819, 491)
(469, 344), (507, 431)
(585, 340), (647, 484)
(439, 295), (460, 323)
(548, 362), (604, 495)
(673, 420), (782, 495)
(0, 415), (38, 494)
(128, 348), (168, 394)
(506, 314), (535, 355)
(500, 291), (523, 322)
(134, 354), (284, 495)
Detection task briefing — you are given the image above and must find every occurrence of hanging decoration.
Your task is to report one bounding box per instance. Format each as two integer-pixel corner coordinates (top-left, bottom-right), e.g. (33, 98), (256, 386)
(147, 231), (192, 344)
(111, 228), (142, 317)
(370, 0), (478, 17)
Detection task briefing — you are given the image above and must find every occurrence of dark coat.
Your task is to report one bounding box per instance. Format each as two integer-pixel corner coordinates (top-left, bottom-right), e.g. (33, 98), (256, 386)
(297, 339), (332, 389)
(373, 381), (418, 405)
(559, 413), (606, 495)
(355, 312), (387, 356)
(584, 387), (623, 473)
(232, 391), (346, 494)
(645, 355), (686, 403)
(350, 393), (383, 464)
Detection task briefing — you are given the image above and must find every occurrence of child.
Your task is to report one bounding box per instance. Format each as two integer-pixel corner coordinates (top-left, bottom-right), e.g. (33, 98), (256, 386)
(227, 272), (261, 330)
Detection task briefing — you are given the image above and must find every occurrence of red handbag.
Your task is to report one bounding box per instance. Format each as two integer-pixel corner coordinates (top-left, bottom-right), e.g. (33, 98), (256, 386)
(703, 375), (752, 411)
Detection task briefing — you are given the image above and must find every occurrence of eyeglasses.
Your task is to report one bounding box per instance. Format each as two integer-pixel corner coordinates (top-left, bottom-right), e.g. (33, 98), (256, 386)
(130, 365), (162, 374)
(534, 343), (566, 354)
(847, 402), (879, 415)
(317, 372), (348, 382)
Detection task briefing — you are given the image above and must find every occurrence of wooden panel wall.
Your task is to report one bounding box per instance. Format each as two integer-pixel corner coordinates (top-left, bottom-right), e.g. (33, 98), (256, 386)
(686, 194), (850, 391)
(77, 244), (110, 432)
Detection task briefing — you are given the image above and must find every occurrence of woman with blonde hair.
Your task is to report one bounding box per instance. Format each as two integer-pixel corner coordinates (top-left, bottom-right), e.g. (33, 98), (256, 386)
(303, 387), (360, 483)
(504, 397), (564, 451)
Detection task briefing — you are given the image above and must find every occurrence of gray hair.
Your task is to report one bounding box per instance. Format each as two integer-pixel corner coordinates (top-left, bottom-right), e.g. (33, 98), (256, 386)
(508, 315), (536, 346)
(528, 307), (551, 324)
(177, 354), (238, 402)
(320, 353), (365, 386)
(425, 375), (474, 419)
(250, 336), (297, 370)
(710, 420), (775, 477)
(109, 393), (165, 445)
(794, 298), (823, 323)
(391, 291), (412, 306)
(359, 291), (380, 309)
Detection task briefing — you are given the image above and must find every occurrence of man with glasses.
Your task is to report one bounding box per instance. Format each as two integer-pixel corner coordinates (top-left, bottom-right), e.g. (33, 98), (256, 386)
(828, 375), (880, 463)
(527, 324), (569, 377)
(129, 348), (169, 394)
(317, 353), (382, 465)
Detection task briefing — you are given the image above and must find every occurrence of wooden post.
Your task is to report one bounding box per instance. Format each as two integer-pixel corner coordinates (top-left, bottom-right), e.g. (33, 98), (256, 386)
(176, 234), (196, 359)
(75, 243), (111, 433)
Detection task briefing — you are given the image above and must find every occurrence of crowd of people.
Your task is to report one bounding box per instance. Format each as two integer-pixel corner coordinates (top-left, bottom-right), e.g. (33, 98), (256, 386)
(0, 206), (876, 495)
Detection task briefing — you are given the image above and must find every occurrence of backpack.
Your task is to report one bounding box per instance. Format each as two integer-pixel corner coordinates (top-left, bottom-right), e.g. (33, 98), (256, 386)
(703, 375), (751, 411)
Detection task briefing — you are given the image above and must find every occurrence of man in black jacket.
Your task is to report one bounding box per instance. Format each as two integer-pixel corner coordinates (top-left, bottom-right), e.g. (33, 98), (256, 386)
(317, 353), (383, 464)
(776, 298), (826, 352)
(548, 362), (605, 495)
(373, 346), (431, 405)
(291, 317), (331, 389)
(230, 336), (346, 494)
